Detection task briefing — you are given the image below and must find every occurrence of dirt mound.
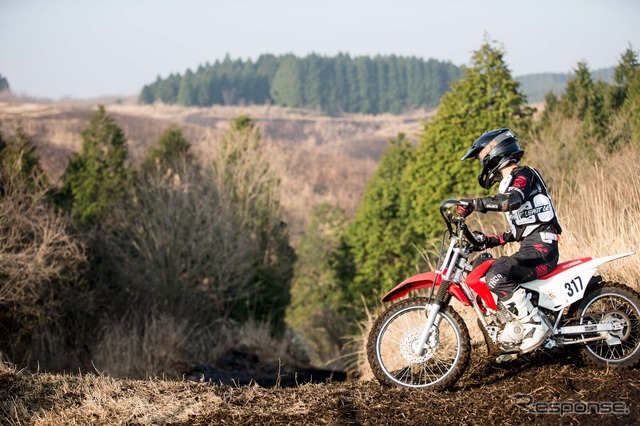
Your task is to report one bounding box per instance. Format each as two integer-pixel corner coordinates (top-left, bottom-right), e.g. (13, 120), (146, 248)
(2, 348), (638, 424)
(183, 349), (347, 387)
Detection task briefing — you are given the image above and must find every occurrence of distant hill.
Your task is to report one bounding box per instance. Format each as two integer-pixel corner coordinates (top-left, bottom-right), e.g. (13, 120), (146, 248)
(140, 54), (463, 115)
(140, 54), (618, 113)
(517, 67), (615, 103)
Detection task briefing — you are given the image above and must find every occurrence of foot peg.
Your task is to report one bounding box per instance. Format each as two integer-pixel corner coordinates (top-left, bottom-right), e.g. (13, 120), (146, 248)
(495, 353), (519, 363)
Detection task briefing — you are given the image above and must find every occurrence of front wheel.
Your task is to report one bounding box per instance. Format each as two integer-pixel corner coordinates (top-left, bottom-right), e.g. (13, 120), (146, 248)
(366, 297), (471, 390)
(573, 282), (640, 368)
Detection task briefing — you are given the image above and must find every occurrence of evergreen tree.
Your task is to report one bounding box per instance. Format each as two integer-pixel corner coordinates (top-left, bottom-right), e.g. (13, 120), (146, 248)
(157, 74), (180, 104)
(333, 53), (351, 112)
(614, 46), (639, 88)
(303, 54), (323, 110)
(560, 61), (608, 136)
(400, 39), (534, 245)
(211, 115), (295, 329)
(355, 57), (374, 114)
(407, 57), (426, 108)
(376, 57), (390, 113)
(270, 56), (304, 107)
(0, 126), (46, 192)
(334, 133), (415, 308)
(195, 71), (212, 106)
(611, 46), (639, 110)
(333, 40), (533, 310)
(625, 78), (640, 142)
(286, 204), (349, 366)
(387, 56), (404, 113)
(540, 91), (559, 126)
(176, 69), (195, 106)
(139, 84), (154, 104)
(60, 106), (130, 225)
(142, 127), (191, 172)
(141, 54), (463, 114)
(0, 73), (10, 92)
(615, 47), (640, 141)
(346, 59), (361, 113)
(255, 54), (280, 81)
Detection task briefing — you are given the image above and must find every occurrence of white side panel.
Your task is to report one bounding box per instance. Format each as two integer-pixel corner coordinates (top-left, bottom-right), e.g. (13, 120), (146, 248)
(522, 268), (597, 310)
(521, 252), (635, 311)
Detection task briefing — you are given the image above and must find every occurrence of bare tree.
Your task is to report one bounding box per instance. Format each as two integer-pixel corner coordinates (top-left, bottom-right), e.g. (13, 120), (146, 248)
(106, 159), (258, 322)
(0, 156), (85, 306)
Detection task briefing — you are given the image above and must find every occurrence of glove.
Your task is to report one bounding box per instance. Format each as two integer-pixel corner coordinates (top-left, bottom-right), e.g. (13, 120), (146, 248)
(471, 230), (486, 245)
(457, 199), (475, 217)
(484, 234), (503, 248)
(471, 231), (503, 249)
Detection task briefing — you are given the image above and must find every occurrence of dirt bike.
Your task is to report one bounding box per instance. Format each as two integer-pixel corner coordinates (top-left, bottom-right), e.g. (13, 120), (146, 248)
(367, 199), (640, 390)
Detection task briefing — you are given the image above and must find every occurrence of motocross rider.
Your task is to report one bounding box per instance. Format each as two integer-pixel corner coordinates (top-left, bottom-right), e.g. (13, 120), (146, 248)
(458, 128), (562, 352)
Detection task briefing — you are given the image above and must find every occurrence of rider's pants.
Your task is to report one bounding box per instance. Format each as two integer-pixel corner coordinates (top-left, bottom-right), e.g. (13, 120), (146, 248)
(486, 232), (559, 300)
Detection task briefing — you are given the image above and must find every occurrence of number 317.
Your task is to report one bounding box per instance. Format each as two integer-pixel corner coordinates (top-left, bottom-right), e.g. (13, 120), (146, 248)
(564, 276), (583, 297)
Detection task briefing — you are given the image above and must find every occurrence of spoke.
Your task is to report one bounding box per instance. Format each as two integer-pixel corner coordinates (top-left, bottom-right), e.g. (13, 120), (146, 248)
(428, 359), (446, 376)
(395, 366), (411, 382)
(381, 335), (403, 346)
(430, 356), (453, 372)
(375, 303), (464, 387)
(424, 363), (438, 379)
(384, 353), (405, 364)
(584, 294), (640, 361)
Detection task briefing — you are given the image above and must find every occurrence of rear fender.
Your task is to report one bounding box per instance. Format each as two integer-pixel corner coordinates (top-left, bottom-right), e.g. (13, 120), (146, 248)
(522, 252), (636, 311)
(381, 270), (471, 305)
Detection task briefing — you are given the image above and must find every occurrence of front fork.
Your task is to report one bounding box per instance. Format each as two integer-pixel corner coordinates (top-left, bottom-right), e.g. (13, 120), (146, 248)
(415, 281), (452, 356)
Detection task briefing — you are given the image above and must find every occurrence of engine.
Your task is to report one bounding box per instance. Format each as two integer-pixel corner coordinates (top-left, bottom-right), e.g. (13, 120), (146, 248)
(486, 306), (524, 350)
(500, 320), (525, 343)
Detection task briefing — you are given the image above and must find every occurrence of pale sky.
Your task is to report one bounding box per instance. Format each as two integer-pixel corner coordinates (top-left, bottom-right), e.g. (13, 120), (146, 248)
(1, 0), (638, 99)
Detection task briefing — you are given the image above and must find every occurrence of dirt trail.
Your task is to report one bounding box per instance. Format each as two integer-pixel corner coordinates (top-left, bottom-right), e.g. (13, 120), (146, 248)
(2, 349), (638, 425)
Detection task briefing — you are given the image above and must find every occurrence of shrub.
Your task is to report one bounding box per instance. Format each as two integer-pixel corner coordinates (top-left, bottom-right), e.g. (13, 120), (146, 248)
(0, 128), (86, 367)
(103, 159), (257, 324)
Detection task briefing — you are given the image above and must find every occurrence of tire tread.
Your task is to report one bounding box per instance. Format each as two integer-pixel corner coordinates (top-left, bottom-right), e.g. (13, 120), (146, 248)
(574, 281), (640, 369)
(366, 297), (471, 390)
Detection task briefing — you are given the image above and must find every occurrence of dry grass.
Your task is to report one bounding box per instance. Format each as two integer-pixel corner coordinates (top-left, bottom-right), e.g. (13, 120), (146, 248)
(88, 314), (309, 381)
(2, 350), (638, 425)
(92, 314), (193, 379)
(555, 146), (640, 291)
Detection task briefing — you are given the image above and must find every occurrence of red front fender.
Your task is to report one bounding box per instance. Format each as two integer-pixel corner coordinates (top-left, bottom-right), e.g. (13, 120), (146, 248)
(381, 270), (471, 305)
(464, 259), (498, 311)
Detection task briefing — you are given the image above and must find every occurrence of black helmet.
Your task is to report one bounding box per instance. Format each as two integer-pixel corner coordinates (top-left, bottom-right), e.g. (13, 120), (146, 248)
(461, 128), (523, 189)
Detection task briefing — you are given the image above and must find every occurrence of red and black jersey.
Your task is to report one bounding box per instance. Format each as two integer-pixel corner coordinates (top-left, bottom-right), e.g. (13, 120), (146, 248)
(475, 166), (562, 242)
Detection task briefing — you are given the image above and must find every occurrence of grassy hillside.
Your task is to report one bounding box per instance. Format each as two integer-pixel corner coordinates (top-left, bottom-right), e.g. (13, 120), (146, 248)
(0, 101), (426, 241)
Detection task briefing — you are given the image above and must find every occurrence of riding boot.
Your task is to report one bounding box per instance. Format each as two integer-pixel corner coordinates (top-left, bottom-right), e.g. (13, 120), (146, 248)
(502, 288), (550, 352)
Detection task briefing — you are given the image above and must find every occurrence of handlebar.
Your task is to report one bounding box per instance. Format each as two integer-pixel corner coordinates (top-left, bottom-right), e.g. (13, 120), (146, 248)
(439, 198), (484, 249)
(462, 225), (484, 248)
(439, 198), (464, 217)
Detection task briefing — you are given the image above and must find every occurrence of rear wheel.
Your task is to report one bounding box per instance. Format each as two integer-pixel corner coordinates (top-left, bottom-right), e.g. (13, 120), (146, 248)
(366, 297), (470, 390)
(573, 282), (640, 368)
